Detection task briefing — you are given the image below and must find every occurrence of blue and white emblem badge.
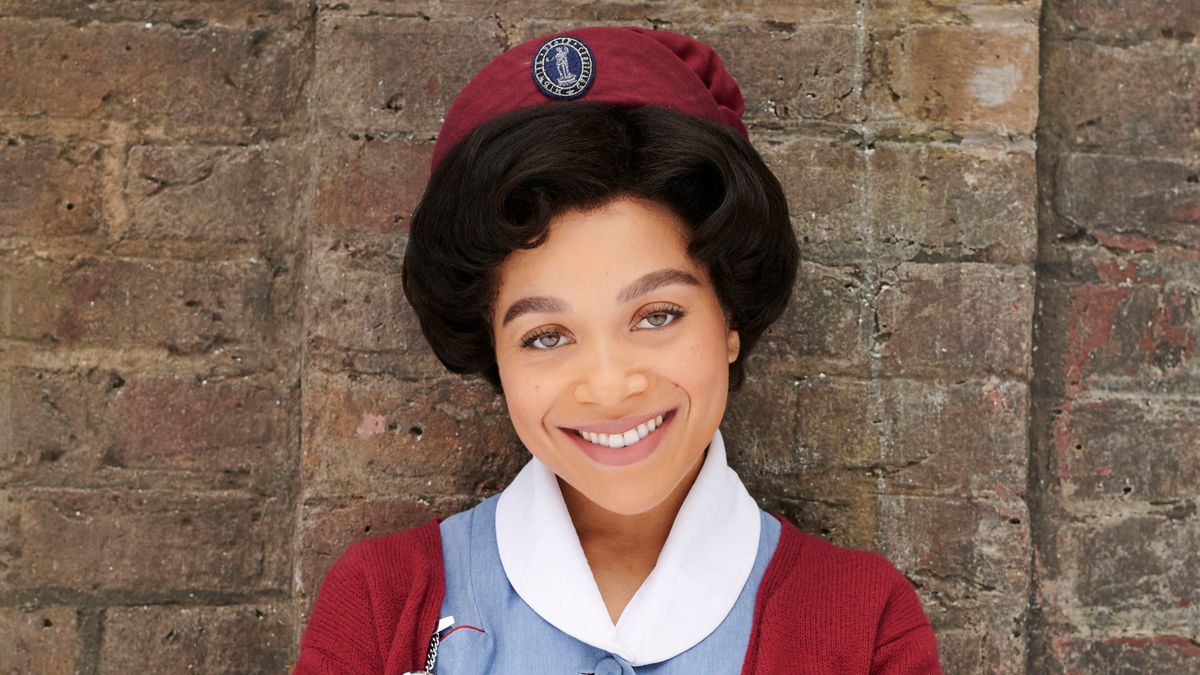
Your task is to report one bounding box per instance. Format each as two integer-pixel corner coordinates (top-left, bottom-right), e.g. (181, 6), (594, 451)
(532, 36), (595, 100)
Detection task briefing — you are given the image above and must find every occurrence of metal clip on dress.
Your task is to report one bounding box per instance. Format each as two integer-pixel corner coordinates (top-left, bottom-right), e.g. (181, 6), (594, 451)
(403, 616), (455, 675)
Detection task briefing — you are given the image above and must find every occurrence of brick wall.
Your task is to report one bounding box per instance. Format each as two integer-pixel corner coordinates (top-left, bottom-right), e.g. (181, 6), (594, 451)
(0, 1), (1193, 672)
(1029, 1), (1200, 671)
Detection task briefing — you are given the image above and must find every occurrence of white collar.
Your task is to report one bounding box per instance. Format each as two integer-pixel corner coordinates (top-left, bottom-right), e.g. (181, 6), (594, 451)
(494, 429), (761, 666)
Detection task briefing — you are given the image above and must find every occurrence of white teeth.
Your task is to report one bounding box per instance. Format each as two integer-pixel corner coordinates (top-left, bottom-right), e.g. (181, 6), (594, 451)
(576, 413), (668, 449)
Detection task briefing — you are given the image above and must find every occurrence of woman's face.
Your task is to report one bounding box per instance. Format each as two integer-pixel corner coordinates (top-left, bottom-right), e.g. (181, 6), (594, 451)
(492, 196), (739, 516)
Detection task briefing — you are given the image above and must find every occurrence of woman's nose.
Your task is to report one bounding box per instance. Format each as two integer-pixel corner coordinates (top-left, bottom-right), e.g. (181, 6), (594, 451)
(573, 343), (649, 405)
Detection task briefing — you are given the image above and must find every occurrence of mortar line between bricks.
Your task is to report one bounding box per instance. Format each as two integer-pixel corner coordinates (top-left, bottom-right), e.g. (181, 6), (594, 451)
(289, 0), (321, 659)
(1025, 1), (1054, 670)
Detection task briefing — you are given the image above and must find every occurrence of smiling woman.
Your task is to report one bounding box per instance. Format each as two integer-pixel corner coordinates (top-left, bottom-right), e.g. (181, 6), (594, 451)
(294, 25), (942, 675)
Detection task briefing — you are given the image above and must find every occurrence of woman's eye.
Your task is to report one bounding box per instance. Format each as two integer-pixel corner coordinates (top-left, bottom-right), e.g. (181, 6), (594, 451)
(636, 306), (684, 329)
(522, 330), (572, 350)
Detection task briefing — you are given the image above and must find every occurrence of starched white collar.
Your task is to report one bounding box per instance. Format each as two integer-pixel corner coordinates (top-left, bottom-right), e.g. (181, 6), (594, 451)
(494, 428), (761, 667)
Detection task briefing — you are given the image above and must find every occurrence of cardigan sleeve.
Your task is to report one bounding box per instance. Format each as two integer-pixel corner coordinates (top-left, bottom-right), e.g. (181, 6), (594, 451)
(869, 569), (942, 674)
(293, 541), (387, 674)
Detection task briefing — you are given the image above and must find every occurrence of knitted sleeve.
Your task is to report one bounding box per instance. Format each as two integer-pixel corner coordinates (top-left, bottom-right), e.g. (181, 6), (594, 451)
(869, 569), (942, 674)
(293, 540), (386, 674)
(292, 520), (445, 675)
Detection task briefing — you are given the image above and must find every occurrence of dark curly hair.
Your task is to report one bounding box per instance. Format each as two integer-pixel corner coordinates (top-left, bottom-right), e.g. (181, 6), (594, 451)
(402, 102), (798, 391)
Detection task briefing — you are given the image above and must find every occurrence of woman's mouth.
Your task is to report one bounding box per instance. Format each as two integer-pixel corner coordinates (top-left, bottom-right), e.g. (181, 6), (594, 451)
(576, 413), (664, 448)
(562, 410), (676, 467)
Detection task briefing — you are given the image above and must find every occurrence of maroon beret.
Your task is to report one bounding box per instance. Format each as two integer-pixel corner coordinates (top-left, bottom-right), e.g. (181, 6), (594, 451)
(431, 26), (748, 171)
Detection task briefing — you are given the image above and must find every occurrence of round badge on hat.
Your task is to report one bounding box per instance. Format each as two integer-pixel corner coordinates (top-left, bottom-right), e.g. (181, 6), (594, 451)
(531, 35), (595, 100)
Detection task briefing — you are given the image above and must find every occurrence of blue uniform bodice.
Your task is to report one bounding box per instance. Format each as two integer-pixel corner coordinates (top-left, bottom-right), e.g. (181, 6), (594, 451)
(434, 494), (781, 674)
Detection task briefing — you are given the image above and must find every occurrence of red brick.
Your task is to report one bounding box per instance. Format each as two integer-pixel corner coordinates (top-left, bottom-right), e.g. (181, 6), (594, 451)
(0, 19), (309, 128)
(1047, 0), (1200, 42)
(874, 263), (1034, 378)
(867, 24), (1038, 135)
(99, 604), (293, 675)
(1054, 153), (1200, 248)
(870, 143), (1036, 265)
(1049, 634), (1200, 674)
(0, 254), (274, 355)
(691, 24), (862, 126)
(296, 494), (476, 604)
(755, 262), (870, 372)
(0, 488), (290, 593)
(315, 15), (502, 134)
(935, 623), (1029, 675)
(0, 136), (103, 237)
(301, 371), (525, 497)
(1052, 397), (1200, 504)
(315, 134), (432, 233)
(872, 0), (1039, 24)
(0, 606), (77, 674)
(879, 378), (1028, 498)
(0, 1), (310, 25)
(1037, 279), (1199, 396)
(305, 237), (445, 375)
(876, 495), (1030, 617)
(126, 142), (302, 244)
(1042, 40), (1199, 157)
(98, 374), (291, 486)
(756, 136), (868, 263)
(1056, 515), (1199, 618)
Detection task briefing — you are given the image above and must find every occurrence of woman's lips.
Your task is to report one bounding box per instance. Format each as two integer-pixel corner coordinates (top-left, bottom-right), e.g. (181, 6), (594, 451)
(561, 409), (676, 467)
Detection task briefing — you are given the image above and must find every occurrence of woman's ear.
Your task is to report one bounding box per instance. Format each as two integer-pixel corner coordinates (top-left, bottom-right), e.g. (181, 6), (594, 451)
(726, 327), (740, 364)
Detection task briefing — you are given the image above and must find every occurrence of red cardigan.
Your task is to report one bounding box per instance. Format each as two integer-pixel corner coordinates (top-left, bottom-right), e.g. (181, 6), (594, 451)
(294, 513), (942, 674)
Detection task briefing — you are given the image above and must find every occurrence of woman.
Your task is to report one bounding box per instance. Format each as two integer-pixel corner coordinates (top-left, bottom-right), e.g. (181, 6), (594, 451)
(295, 26), (942, 674)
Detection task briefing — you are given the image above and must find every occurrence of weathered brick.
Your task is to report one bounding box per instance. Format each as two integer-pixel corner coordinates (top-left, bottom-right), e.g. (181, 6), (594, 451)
(126, 142), (302, 244)
(316, 134), (432, 233)
(0, 19), (309, 128)
(0, 0), (311, 25)
(99, 604), (293, 675)
(1037, 279), (1199, 396)
(1052, 397), (1200, 504)
(330, 1), (858, 25)
(0, 367), (93, 485)
(756, 135), (868, 263)
(874, 263), (1034, 378)
(315, 15), (503, 134)
(871, 0), (1039, 25)
(1042, 39), (1199, 157)
(0, 135), (103, 237)
(98, 374), (291, 486)
(0, 606), (77, 674)
(691, 24), (862, 127)
(301, 371), (524, 496)
(870, 143), (1036, 265)
(0, 254), (274, 355)
(935, 622), (1028, 675)
(296, 494), (476, 603)
(1055, 153), (1200, 248)
(1050, 634), (1200, 674)
(754, 262), (869, 372)
(867, 24), (1038, 135)
(1055, 516), (1199, 624)
(0, 488), (290, 593)
(306, 236), (445, 377)
(726, 374), (879, 475)
(879, 378), (1028, 498)
(1047, 0), (1200, 42)
(876, 495), (1030, 622)
(752, 479), (880, 551)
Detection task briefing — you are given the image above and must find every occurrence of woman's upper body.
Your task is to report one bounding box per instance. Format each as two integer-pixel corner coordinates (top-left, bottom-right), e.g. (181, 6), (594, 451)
(295, 25), (943, 675)
(293, 434), (941, 674)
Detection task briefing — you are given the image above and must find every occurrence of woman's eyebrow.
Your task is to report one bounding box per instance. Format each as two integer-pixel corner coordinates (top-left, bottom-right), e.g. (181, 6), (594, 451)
(501, 296), (569, 327)
(500, 268), (700, 327)
(617, 268), (700, 303)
